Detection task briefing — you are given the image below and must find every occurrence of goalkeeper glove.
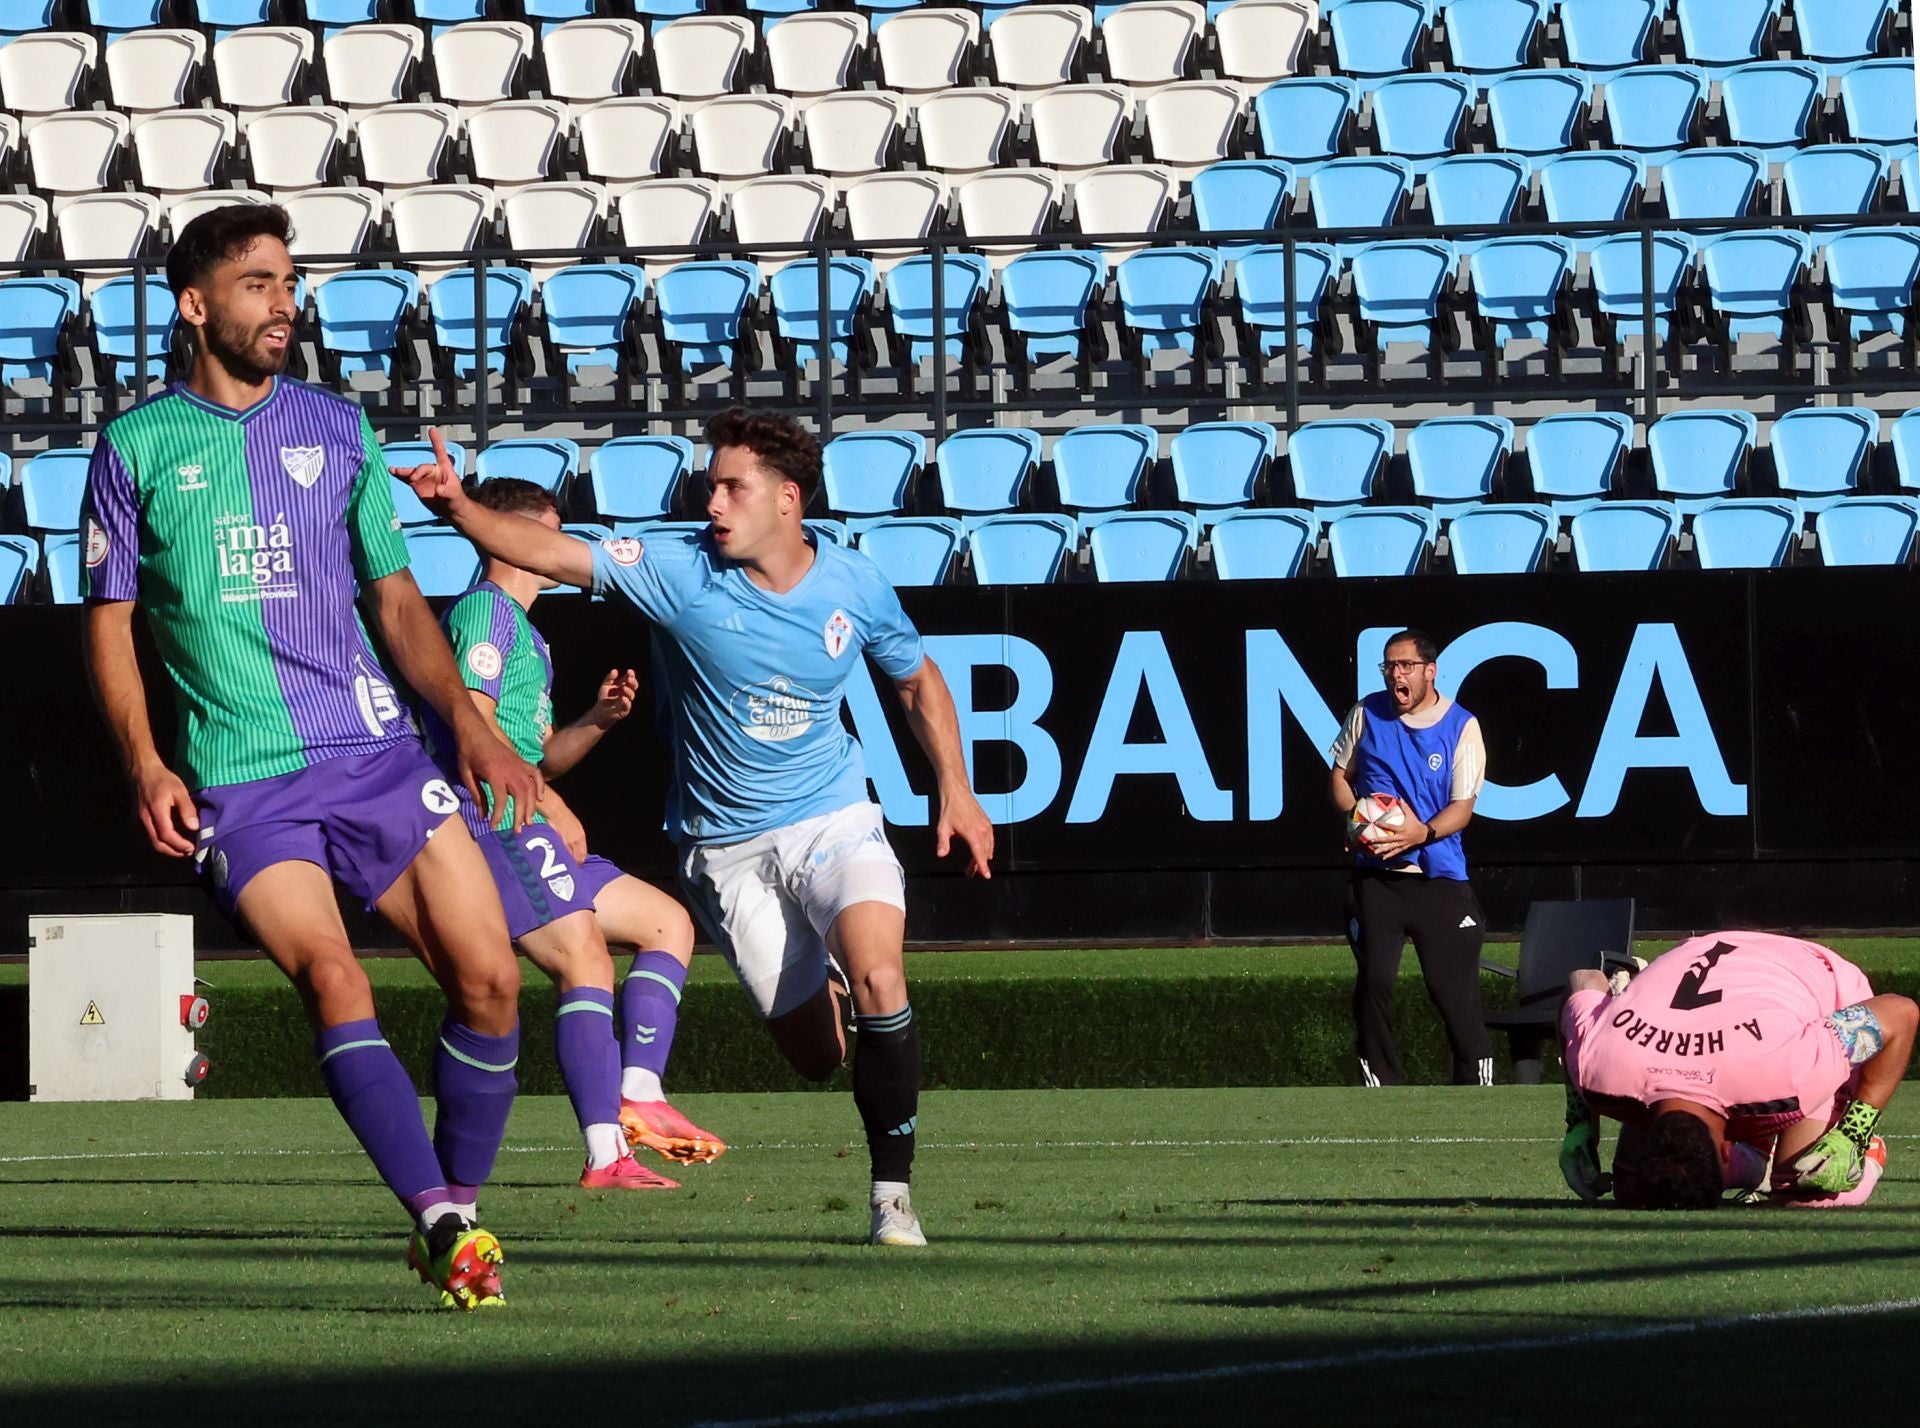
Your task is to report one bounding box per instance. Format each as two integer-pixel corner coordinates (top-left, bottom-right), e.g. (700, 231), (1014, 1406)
(1790, 1100), (1881, 1194)
(1559, 1082), (1611, 1201)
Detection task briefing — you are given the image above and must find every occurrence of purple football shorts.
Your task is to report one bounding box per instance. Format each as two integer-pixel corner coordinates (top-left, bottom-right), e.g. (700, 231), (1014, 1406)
(478, 819), (627, 940)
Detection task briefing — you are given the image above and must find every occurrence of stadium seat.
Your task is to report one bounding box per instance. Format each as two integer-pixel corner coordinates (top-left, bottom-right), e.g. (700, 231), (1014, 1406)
(858, 516), (965, 585)
(356, 102), (459, 191)
(27, 111), (130, 204)
(1000, 248), (1107, 379)
(937, 427), (1041, 514)
(503, 182), (607, 285)
(167, 188), (271, 234)
(1539, 150), (1644, 248)
(1100, 0), (1204, 92)
(1287, 417), (1394, 522)
(1052, 422), (1157, 515)
(405, 529), (483, 597)
(802, 90), (904, 180)
(822, 431), (925, 518)
(1648, 407), (1758, 510)
(414, 0), (492, 34)
(846, 173), (946, 275)
(1144, 81), (1244, 177)
(467, 99), (568, 192)
(1720, 61), (1824, 162)
(1795, 0), (1895, 68)
(1569, 499), (1679, 571)
(90, 275), (175, 386)
(1557, 0), (1661, 73)
(1523, 409), (1632, 515)
(1253, 76), (1359, 168)
(1603, 65), (1706, 159)
(1444, 0), (1545, 74)
(385, 436), (469, 499)
(1448, 502), (1554, 574)
(427, 264), (534, 381)
(0, 535), (34, 606)
(0, 195), (47, 268)
(884, 252), (991, 371)
(1815, 497), (1918, 567)
(307, 0), (384, 37)
(768, 12), (867, 102)
(653, 259), (759, 384)
(967, 512), (1077, 583)
(1822, 225), (1920, 348)
(730, 174), (832, 274)
(1072, 165), (1175, 253)
(541, 19), (648, 114)
(44, 536), (81, 605)
(915, 88), (1017, 176)
(1328, 506), (1437, 577)
(105, 29), (204, 115)
(1588, 231), (1692, 349)
(1349, 238), (1454, 357)
(1839, 58), (1916, 152)
(323, 25), (424, 112)
(0, 276), (80, 392)
(132, 109), (237, 200)
(1767, 405), (1877, 512)
(212, 27), (312, 120)
(874, 8), (978, 96)
(1467, 234), (1573, 363)
(1691, 497), (1799, 570)
(88, 0), (168, 42)
(392, 184), (496, 288)
(1233, 241), (1338, 360)
(1327, 0), (1426, 79)
(691, 94), (794, 184)
(610, 178), (714, 283)
(313, 267), (419, 383)
(1209, 507), (1315, 578)
(1424, 154), (1527, 247)
(1370, 71), (1471, 169)
(477, 438), (582, 497)
(578, 97), (681, 195)
(1658, 146), (1764, 222)
(246, 105), (350, 193)
(1114, 246), (1221, 368)
(590, 435), (692, 528)
(1031, 84), (1131, 174)
(1782, 145), (1888, 222)
(768, 255), (876, 376)
(1170, 420), (1275, 519)
(1088, 510), (1198, 581)
(282, 188), (383, 284)
(1699, 229), (1811, 352)
(1407, 414), (1514, 516)
(541, 261), (646, 382)
(55, 194), (161, 290)
(1190, 161), (1292, 256)
(0, 0), (61, 47)
(1213, 0), (1315, 93)
(1308, 157), (1412, 262)
(1894, 409), (1920, 491)
(0, 31), (95, 123)
(431, 21), (534, 109)
(652, 15), (757, 105)
(20, 449), (91, 533)
(989, 5), (1091, 91)
(1673, 0), (1785, 69)
(1484, 69), (1589, 156)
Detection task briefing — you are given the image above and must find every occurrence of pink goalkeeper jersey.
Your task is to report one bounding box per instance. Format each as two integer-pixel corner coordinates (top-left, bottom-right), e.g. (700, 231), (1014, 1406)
(1561, 932), (1873, 1140)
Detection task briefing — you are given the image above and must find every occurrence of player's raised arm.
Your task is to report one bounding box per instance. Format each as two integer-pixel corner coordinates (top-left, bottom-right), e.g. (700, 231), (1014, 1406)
(83, 600), (199, 857)
(542, 668), (637, 778)
(894, 656), (994, 879)
(397, 429), (594, 590)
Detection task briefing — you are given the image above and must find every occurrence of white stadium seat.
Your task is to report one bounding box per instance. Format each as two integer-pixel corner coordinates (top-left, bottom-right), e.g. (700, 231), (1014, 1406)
(1100, 0), (1204, 93)
(1071, 163), (1175, 252)
(282, 187), (383, 283)
(503, 180), (609, 284)
(0, 193), (50, 266)
(391, 183), (496, 286)
(28, 111), (130, 205)
(846, 171), (945, 273)
(541, 18), (647, 114)
(1030, 83), (1131, 174)
(430, 19), (533, 112)
(133, 108), (237, 198)
(802, 89), (904, 180)
(876, 8), (977, 97)
(617, 176), (718, 276)
(653, 15), (756, 106)
(104, 30), (205, 117)
(466, 98), (568, 193)
(915, 86), (1017, 175)
(0, 114), (14, 182)
(167, 187), (270, 233)
(356, 102), (459, 191)
(729, 172), (833, 273)
(954, 166), (1063, 267)
(245, 104), (349, 195)
(1214, 0), (1315, 93)
(767, 12), (867, 105)
(1144, 80), (1244, 176)
(989, 6), (1090, 91)
(213, 27), (313, 121)
(0, 31), (97, 126)
(322, 24), (423, 113)
(691, 93), (794, 186)
(578, 96), (681, 196)
(56, 192), (161, 290)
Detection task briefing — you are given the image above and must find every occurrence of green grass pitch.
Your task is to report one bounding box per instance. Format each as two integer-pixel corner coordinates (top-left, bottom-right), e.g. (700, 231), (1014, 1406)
(1, 1088), (1915, 1423)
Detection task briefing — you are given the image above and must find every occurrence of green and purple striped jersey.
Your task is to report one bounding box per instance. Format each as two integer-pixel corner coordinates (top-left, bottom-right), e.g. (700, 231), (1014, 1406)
(436, 582), (553, 838)
(81, 378), (416, 791)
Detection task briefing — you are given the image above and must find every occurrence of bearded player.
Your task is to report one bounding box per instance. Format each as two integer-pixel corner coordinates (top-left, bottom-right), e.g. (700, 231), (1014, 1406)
(424, 477), (724, 1191)
(81, 204), (538, 1308)
(1558, 931), (1917, 1209)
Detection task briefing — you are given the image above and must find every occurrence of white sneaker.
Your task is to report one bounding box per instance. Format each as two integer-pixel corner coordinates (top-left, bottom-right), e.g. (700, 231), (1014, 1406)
(868, 1191), (927, 1247)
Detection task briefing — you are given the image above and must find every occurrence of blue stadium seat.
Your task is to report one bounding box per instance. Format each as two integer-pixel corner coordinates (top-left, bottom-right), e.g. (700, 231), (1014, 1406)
(1648, 407), (1758, 510)
(1894, 409), (1920, 491)
(0, 276), (80, 391)
(1839, 59), (1917, 152)
(21, 449), (91, 534)
(1720, 61), (1825, 162)
(590, 435), (692, 529)
(1569, 499), (1679, 570)
(405, 529), (483, 596)
(476, 438), (582, 497)
(823, 430), (925, 518)
(1253, 77), (1360, 168)
(636, 0), (711, 18)
(90, 276), (175, 388)
(1444, 0), (1544, 74)
(1468, 235), (1574, 358)
(1673, 0), (1780, 70)
(525, 0), (600, 31)
(1783, 145), (1888, 221)
(0, 452), (9, 491)
(1088, 510), (1198, 582)
(1349, 238), (1454, 353)
(387, 474), (442, 528)
(1448, 503), (1555, 574)
(937, 427), (1041, 515)
(1424, 155), (1527, 248)
(1407, 413), (1514, 516)
(1822, 225), (1920, 344)
(307, 0), (384, 36)
(1691, 497), (1799, 569)
(195, 0), (278, 39)
(0, 2), (62, 45)
(1699, 229), (1810, 352)
(1524, 409), (1633, 515)
(1658, 147), (1764, 221)
(385, 438), (470, 485)
(428, 266), (534, 381)
(1001, 249), (1106, 375)
(1208, 508), (1315, 579)
(1816, 497), (1919, 566)
(542, 263), (646, 379)
(0, 535), (34, 605)
(414, 0), (491, 35)
(1308, 158), (1413, 262)
(967, 512), (1077, 584)
(44, 535), (81, 605)
(770, 256), (877, 369)
(1287, 417), (1394, 522)
(1170, 420), (1276, 520)
(88, 0), (168, 40)
(1052, 423), (1156, 516)
(857, 516), (964, 586)
(885, 253), (990, 368)
(1328, 506), (1437, 577)
(314, 269), (420, 382)
(653, 259), (759, 377)
(1233, 242), (1338, 359)
(1767, 405), (1878, 512)
(1191, 161), (1294, 256)
(1793, 0), (1893, 68)
(1538, 150), (1645, 248)
(1115, 246), (1222, 362)
(1370, 72), (1472, 169)
(1485, 70), (1590, 155)
(1603, 65), (1707, 159)
(1328, 0), (1427, 80)
(1589, 231), (1693, 345)
(1556, 0), (1662, 74)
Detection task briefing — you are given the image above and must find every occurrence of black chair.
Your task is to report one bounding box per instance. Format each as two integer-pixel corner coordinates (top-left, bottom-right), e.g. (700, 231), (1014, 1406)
(1482, 898), (1637, 1083)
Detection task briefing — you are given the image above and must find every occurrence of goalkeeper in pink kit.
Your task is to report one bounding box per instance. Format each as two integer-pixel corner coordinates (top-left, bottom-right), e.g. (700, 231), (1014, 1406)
(1558, 931), (1916, 1209)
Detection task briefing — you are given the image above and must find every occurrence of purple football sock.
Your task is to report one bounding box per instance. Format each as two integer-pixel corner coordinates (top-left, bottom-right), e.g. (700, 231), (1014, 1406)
(432, 1019), (520, 1192)
(555, 987), (621, 1134)
(620, 952), (687, 1082)
(315, 1018), (447, 1208)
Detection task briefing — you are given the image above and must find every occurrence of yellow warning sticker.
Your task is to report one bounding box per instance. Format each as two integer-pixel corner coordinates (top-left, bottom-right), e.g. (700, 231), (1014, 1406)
(79, 1001), (105, 1026)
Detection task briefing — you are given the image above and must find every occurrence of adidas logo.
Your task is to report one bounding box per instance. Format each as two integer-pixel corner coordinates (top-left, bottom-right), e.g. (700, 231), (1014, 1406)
(720, 612), (746, 633)
(1459, 916), (1478, 929)
(886, 1116), (918, 1137)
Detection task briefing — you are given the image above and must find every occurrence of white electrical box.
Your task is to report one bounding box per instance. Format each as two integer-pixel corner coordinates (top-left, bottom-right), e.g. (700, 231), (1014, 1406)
(29, 913), (209, 1102)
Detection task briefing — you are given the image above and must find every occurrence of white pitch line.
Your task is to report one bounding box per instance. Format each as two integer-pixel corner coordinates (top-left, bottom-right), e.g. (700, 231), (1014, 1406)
(688, 1296), (1920, 1428)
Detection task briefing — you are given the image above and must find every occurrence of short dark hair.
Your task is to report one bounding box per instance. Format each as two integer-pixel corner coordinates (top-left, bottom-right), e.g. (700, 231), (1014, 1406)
(469, 477), (557, 518)
(1384, 629), (1439, 664)
(165, 203), (295, 298)
(705, 407), (821, 504)
(1613, 1112), (1722, 1210)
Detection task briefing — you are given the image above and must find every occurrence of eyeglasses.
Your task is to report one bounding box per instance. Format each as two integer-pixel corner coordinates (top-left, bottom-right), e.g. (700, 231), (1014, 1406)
(1379, 659), (1431, 675)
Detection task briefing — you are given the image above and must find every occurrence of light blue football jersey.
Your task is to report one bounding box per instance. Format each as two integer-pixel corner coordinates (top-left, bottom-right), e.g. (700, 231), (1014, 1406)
(591, 530), (924, 846)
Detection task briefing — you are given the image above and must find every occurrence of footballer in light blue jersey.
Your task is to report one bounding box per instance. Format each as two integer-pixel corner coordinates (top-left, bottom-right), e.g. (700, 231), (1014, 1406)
(404, 408), (995, 1250)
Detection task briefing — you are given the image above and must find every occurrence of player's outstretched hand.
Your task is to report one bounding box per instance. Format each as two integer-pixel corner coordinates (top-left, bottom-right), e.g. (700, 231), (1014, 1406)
(590, 668), (639, 728)
(134, 761), (199, 858)
(390, 428), (465, 512)
(462, 730), (545, 834)
(936, 789), (995, 879)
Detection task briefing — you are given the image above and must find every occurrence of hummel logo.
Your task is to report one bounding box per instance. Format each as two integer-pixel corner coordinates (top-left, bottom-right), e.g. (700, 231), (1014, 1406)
(176, 464), (207, 491)
(633, 1026), (658, 1045)
(1459, 916), (1478, 929)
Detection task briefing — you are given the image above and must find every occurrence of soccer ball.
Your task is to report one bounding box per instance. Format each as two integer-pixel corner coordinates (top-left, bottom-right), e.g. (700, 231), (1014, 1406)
(1348, 792), (1407, 851)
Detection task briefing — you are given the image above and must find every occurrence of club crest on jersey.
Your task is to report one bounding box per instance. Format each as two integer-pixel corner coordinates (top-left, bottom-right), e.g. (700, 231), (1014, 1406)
(603, 537), (643, 566)
(823, 609), (854, 658)
(176, 464), (208, 491)
(467, 642), (503, 682)
(731, 675), (820, 742)
(84, 518), (109, 568)
(1428, 753), (1444, 771)
(420, 780), (460, 817)
(280, 446), (325, 489)
(547, 872), (576, 901)
(214, 511), (296, 602)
